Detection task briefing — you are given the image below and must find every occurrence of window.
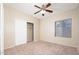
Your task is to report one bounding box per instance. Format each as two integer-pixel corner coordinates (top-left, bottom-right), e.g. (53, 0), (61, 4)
(55, 18), (72, 38)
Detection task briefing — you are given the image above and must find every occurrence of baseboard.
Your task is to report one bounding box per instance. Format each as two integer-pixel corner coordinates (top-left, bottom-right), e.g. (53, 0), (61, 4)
(40, 39), (77, 48)
(4, 42), (27, 50)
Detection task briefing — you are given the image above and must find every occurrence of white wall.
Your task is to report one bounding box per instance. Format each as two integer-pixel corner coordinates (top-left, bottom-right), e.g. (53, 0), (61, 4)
(40, 9), (78, 47)
(4, 4), (40, 49)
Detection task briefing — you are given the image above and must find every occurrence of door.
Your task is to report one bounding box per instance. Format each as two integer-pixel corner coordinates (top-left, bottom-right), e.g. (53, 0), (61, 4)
(27, 22), (34, 42)
(15, 20), (26, 45)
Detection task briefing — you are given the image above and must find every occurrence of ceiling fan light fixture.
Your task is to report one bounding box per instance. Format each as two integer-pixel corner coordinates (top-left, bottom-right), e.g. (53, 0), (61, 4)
(41, 10), (46, 14)
(42, 14), (44, 16)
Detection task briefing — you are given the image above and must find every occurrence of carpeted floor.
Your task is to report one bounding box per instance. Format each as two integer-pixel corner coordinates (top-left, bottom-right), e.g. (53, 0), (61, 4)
(4, 41), (79, 55)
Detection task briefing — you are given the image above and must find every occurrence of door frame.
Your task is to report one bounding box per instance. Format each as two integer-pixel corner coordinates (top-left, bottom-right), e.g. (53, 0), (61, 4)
(27, 22), (34, 42)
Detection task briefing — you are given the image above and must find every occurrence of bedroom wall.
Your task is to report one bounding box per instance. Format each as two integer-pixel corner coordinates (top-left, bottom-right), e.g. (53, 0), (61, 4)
(40, 9), (78, 47)
(4, 4), (40, 49)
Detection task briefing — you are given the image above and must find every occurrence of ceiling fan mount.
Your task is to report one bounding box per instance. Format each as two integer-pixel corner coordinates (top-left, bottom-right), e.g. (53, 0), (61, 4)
(34, 3), (53, 16)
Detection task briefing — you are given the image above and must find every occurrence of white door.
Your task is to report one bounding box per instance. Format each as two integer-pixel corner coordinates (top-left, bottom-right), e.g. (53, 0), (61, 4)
(15, 20), (26, 45)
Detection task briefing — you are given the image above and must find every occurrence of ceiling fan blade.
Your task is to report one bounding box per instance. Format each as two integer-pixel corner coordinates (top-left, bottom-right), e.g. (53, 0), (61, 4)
(34, 10), (42, 14)
(46, 3), (51, 8)
(34, 5), (41, 9)
(45, 9), (53, 13)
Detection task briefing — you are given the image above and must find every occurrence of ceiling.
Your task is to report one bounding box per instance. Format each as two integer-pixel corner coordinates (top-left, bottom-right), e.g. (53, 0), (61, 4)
(5, 3), (79, 19)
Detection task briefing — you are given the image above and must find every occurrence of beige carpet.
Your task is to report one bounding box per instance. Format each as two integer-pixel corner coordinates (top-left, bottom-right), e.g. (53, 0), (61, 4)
(4, 41), (79, 55)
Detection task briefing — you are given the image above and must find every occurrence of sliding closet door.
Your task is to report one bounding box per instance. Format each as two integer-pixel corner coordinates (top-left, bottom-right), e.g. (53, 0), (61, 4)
(15, 20), (26, 45)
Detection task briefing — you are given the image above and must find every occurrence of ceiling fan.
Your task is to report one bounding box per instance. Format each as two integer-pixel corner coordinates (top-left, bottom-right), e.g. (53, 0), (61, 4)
(34, 3), (53, 16)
